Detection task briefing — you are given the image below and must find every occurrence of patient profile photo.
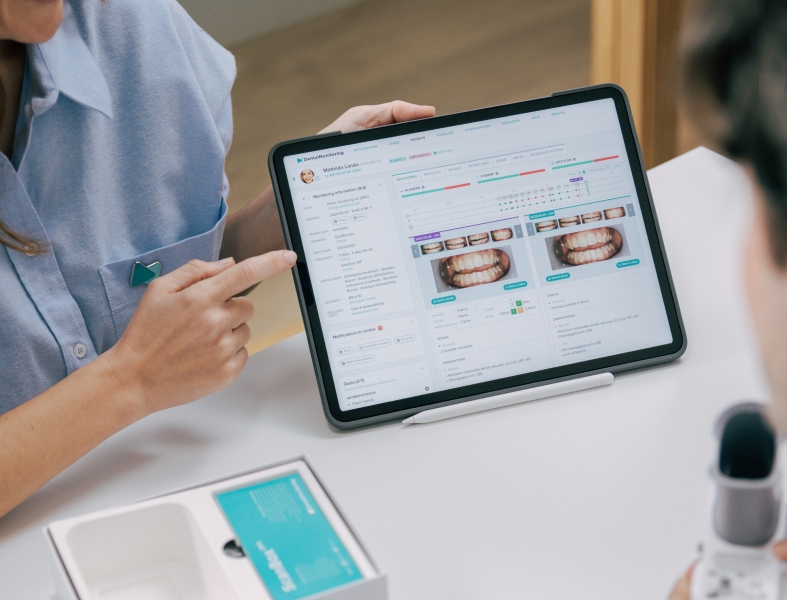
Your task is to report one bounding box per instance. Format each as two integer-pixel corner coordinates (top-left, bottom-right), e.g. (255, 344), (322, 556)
(300, 169), (315, 184)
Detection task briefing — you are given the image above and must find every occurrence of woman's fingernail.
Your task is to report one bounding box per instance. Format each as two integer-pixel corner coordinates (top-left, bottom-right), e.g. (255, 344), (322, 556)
(283, 250), (297, 266)
(218, 257), (234, 265)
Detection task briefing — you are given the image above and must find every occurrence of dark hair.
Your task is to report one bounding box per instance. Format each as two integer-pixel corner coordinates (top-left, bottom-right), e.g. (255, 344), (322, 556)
(683, 0), (787, 265)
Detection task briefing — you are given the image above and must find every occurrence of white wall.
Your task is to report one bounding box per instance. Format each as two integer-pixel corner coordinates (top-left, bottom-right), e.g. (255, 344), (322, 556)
(178, 0), (366, 46)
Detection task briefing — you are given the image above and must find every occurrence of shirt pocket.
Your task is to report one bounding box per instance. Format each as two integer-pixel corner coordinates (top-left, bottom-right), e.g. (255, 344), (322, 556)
(98, 198), (228, 343)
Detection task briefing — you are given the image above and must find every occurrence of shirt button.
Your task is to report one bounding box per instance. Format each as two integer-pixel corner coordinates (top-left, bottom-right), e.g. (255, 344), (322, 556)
(23, 243), (38, 256)
(73, 343), (87, 359)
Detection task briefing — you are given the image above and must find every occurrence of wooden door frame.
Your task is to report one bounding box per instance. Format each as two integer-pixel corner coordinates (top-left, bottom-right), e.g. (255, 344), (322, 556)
(591, 0), (682, 167)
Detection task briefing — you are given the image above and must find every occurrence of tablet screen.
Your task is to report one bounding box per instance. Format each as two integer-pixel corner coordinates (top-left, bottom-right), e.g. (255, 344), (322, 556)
(280, 96), (675, 413)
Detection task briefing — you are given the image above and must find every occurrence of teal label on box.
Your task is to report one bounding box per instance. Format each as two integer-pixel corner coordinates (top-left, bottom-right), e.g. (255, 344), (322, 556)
(216, 474), (362, 599)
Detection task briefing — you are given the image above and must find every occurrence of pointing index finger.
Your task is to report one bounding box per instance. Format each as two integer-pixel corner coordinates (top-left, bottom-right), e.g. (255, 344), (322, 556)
(207, 250), (297, 300)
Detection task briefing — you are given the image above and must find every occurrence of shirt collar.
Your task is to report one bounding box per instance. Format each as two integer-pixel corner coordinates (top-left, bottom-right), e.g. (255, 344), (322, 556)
(29, 1), (113, 119)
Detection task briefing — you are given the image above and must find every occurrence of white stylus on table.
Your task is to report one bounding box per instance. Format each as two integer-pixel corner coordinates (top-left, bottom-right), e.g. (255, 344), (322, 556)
(402, 372), (614, 425)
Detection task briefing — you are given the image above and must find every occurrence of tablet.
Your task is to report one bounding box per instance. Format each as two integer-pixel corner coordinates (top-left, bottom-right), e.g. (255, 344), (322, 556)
(269, 84), (686, 429)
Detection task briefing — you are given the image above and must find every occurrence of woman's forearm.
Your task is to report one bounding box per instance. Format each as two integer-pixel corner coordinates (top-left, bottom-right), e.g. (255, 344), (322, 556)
(0, 352), (145, 518)
(0, 250), (297, 519)
(220, 186), (286, 263)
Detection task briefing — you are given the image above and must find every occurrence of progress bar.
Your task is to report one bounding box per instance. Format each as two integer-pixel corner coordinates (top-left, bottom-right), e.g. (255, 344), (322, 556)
(552, 155), (619, 170)
(401, 182), (471, 198)
(477, 168), (546, 184)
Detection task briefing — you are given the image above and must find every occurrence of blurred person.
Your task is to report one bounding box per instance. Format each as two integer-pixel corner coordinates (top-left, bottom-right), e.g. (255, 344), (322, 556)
(671, 0), (787, 596)
(0, 0), (435, 518)
(300, 168), (315, 183)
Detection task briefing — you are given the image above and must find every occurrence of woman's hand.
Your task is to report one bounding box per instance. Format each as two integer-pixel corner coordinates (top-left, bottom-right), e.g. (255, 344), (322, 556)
(104, 250), (297, 417)
(0, 249), (297, 518)
(318, 100), (436, 135)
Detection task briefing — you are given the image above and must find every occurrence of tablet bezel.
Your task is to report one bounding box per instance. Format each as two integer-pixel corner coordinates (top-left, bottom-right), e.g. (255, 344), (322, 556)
(269, 84), (686, 428)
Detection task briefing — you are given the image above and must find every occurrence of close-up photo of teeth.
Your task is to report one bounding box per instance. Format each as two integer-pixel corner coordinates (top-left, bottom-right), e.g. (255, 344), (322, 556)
(535, 220), (558, 232)
(549, 226), (624, 267)
(421, 241), (445, 255)
(437, 248), (512, 289)
(468, 232), (490, 246)
(581, 211), (602, 223)
(445, 237), (468, 250)
(604, 206), (626, 219)
(491, 228), (513, 241)
(558, 215), (581, 228)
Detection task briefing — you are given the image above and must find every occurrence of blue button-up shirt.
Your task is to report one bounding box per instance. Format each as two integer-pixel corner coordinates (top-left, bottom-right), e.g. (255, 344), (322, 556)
(0, 0), (236, 414)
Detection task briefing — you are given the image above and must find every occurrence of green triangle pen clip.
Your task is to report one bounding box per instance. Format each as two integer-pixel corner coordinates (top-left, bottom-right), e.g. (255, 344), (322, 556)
(130, 261), (162, 287)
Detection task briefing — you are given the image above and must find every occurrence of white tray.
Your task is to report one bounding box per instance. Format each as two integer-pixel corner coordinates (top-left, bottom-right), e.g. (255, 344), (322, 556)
(45, 457), (387, 600)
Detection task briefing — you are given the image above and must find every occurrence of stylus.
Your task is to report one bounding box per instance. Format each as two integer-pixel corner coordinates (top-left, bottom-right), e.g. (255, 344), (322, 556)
(402, 372), (614, 425)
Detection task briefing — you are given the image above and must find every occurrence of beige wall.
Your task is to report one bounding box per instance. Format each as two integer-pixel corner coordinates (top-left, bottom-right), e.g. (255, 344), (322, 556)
(178, 0), (366, 46)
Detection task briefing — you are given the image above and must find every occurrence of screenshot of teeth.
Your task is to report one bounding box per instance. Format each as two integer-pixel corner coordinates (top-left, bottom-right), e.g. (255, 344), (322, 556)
(287, 99), (672, 410)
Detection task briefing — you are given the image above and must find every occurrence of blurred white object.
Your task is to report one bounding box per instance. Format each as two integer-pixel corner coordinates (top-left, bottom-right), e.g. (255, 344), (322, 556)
(692, 403), (783, 600)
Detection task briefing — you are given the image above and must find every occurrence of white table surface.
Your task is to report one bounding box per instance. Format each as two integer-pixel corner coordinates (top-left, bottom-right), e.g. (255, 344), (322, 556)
(0, 147), (769, 600)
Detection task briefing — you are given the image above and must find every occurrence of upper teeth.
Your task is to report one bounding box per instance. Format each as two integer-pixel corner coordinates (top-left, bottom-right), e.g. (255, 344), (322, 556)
(563, 229), (611, 250)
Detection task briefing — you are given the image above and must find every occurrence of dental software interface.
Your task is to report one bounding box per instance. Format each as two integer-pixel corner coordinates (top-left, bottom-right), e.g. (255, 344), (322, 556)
(284, 99), (673, 411)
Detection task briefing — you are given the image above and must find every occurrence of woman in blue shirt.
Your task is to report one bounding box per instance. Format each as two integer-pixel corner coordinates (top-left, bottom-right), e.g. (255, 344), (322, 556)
(0, 0), (434, 517)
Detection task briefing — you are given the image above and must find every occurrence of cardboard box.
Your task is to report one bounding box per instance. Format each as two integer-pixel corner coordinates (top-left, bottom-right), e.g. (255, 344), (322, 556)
(45, 457), (387, 600)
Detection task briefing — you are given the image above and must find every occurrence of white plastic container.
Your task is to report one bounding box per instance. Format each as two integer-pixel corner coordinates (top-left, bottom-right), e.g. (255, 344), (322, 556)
(45, 458), (387, 600)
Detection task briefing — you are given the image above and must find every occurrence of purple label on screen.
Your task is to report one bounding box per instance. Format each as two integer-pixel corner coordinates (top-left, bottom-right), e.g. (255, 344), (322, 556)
(414, 232), (441, 242)
(569, 177), (584, 182)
